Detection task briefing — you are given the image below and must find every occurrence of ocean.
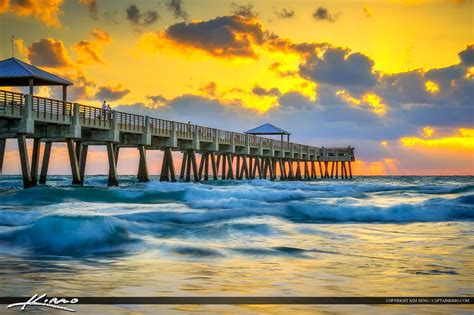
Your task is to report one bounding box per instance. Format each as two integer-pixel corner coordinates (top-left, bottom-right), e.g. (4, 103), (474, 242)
(0, 176), (472, 314)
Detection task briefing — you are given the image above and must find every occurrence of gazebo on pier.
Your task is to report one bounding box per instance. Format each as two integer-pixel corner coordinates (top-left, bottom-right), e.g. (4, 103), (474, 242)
(245, 123), (291, 144)
(0, 57), (72, 101)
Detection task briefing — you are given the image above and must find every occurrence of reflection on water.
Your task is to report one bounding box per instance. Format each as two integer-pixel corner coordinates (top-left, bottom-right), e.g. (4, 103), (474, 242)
(0, 176), (473, 314)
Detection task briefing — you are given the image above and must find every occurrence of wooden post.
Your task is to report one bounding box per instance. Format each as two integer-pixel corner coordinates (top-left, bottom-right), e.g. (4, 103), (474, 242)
(79, 144), (88, 185)
(226, 154), (234, 179)
(137, 145), (149, 182)
(324, 161), (329, 179)
(0, 138), (5, 175)
(161, 148), (176, 182)
(311, 161), (316, 179)
(67, 139), (81, 185)
(268, 158), (275, 181)
(106, 142), (118, 186)
(330, 161), (335, 179)
(304, 161), (310, 180)
(288, 159), (294, 180)
(318, 161), (323, 179)
(295, 160), (302, 180)
(39, 142), (52, 184)
(249, 156), (254, 179)
(348, 161), (353, 179)
(221, 154), (226, 180)
(190, 150), (199, 182)
(204, 153), (209, 181)
(236, 155), (241, 180)
(17, 135), (32, 188)
(335, 161), (339, 179)
(255, 156), (263, 179)
(210, 152), (218, 180)
(241, 156), (249, 179)
(180, 151), (187, 180)
(30, 138), (41, 186)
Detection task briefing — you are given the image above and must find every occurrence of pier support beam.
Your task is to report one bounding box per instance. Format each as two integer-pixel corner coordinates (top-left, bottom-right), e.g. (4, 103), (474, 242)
(30, 138), (41, 186)
(311, 161), (317, 180)
(17, 135), (32, 189)
(318, 161), (323, 179)
(106, 142), (118, 186)
(348, 162), (353, 179)
(66, 139), (82, 185)
(0, 138), (6, 175)
(137, 145), (149, 182)
(239, 155), (250, 180)
(210, 152), (218, 180)
(160, 148), (176, 182)
(78, 144), (88, 185)
(226, 154), (234, 179)
(295, 160), (302, 180)
(39, 142), (52, 184)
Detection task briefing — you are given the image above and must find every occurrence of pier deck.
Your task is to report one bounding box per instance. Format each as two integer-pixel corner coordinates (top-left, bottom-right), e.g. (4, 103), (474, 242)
(0, 90), (355, 188)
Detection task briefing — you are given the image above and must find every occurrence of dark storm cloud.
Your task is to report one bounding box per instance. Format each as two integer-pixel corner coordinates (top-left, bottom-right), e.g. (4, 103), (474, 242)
(299, 47), (378, 92)
(165, 0), (189, 20)
(252, 85), (281, 97)
(312, 6), (339, 22)
(274, 7), (295, 19)
(459, 44), (474, 66)
(126, 4), (159, 26)
(79, 0), (98, 20)
(231, 2), (258, 18)
(95, 85), (130, 101)
(164, 15), (268, 58)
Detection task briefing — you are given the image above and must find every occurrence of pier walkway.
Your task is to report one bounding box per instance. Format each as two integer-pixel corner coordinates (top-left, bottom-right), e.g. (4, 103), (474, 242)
(0, 89), (355, 188)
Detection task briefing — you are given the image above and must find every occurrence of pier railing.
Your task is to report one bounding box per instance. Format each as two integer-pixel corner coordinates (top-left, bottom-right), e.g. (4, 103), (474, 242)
(0, 89), (354, 158)
(0, 90), (23, 118)
(32, 95), (73, 123)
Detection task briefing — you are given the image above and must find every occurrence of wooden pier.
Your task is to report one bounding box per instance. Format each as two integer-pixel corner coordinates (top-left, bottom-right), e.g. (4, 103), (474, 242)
(0, 90), (355, 188)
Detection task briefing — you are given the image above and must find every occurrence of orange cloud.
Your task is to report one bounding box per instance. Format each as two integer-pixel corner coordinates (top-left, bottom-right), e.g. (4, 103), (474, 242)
(74, 40), (104, 64)
(0, 0), (63, 27)
(400, 128), (474, 149)
(27, 38), (73, 68)
(420, 126), (435, 138)
(425, 80), (440, 93)
(91, 28), (111, 43)
(336, 90), (387, 115)
(138, 15), (269, 59)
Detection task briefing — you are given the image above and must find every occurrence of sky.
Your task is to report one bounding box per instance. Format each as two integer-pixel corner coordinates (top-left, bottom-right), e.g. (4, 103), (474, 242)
(0, 0), (473, 175)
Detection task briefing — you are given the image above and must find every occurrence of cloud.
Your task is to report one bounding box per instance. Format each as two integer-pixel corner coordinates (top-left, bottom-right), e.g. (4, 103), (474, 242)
(79, 0), (98, 20)
(95, 85), (130, 101)
(231, 2), (258, 18)
(165, 0), (188, 20)
(459, 44), (474, 66)
(73, 28), (111, 65)
(91, 28), (111, 43)
(312, 6), (340, 23)
(126, 4), (159, 27)
(139, 15), (269, 59)
(73, 40), (104, 64)
(252, 85), (281, 97)
(146, 94), (168, 107)
(199, 82), (218, 97)
(400, 127), (474, 149)
(273, 7), (295, 19)
(0, 0), (64, 27)
(27, 38), (73, 68)
(300, 47), (378, 92)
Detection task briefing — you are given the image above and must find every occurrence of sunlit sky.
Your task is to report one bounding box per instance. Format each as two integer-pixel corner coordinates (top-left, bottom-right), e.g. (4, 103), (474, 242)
(0, 0), (473, 175)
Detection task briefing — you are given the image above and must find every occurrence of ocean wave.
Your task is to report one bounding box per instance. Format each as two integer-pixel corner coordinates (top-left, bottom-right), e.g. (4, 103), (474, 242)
(283, 195), (474, 223)
(0, 215), (137, 255)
